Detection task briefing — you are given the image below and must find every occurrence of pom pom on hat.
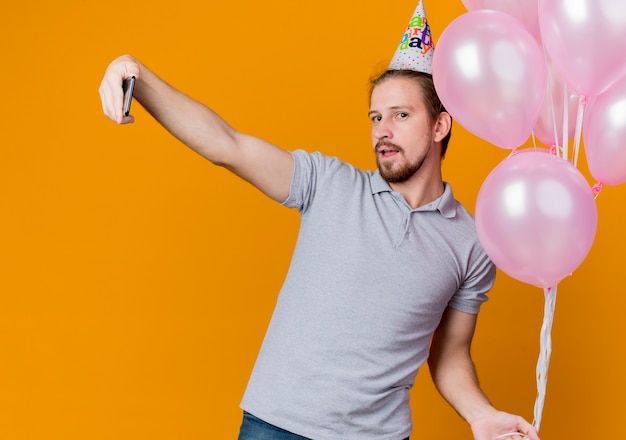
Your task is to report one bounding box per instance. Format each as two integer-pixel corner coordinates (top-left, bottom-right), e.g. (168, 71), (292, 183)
(389, 0), (434, 73)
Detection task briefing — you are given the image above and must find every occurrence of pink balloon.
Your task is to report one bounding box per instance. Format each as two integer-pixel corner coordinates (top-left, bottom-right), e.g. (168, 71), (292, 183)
(533, 59), (579, 147)
(433, 10), (546, 149)
(583, 74), (626, 185)
(462, 0), (540, 39)
(475, 149), (597, 288)
(539, 0), (626, 97)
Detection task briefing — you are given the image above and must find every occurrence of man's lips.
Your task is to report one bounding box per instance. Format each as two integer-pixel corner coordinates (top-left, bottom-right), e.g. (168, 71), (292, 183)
(376, 143), (401, 158)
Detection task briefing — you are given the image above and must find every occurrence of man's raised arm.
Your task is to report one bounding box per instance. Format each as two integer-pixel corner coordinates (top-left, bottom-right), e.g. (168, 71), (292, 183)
(98, 55), (294, 203)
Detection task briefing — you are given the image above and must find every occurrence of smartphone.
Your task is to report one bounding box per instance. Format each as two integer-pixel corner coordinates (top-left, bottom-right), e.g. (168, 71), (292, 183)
(122, 76), (136, 117)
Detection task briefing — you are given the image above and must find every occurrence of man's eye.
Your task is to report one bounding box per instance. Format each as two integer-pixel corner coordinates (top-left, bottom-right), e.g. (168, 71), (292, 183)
(397, 112), (408, 119)
(371, 115), (382, 122)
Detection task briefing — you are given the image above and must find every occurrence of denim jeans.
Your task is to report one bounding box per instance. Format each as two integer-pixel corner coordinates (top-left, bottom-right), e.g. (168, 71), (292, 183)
(238, 412), (311, 440)
(237, 411), (409, 440)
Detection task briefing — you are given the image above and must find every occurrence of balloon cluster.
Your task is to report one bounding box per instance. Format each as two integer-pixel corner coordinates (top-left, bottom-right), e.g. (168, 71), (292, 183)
(432, 0), (626, 288)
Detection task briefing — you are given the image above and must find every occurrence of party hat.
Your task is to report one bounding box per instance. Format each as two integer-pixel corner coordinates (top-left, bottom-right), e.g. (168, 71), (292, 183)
(389, 0), (434, 73)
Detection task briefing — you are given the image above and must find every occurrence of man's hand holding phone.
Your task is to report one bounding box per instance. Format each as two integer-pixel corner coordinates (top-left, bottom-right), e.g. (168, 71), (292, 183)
(98, 55), (141, 124)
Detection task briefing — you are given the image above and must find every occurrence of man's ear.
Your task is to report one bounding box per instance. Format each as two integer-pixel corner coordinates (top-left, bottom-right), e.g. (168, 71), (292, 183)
(433, 112), (452, 142)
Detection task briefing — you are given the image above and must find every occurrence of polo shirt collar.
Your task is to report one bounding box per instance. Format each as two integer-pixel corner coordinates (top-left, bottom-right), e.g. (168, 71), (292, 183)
(370, 170), (457, 218)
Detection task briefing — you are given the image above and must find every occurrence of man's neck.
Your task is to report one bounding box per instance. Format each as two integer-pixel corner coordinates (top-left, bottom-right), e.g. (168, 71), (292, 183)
(389, 172), (445, 210)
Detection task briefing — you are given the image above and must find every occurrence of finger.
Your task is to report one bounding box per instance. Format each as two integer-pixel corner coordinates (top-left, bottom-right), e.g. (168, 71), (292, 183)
(99, 70), (129, 123)
(98, 83), (112, 121)
(507, 415), (537, 440)
(494, 432), (524, 439)
(98, 78), (122, 123)
(519, 421), (539, 440)
(111, 76), (126, 124)
(523, 427), (540, 440)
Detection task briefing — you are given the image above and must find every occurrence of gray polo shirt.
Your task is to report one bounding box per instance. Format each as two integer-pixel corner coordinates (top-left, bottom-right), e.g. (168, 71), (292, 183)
(240, 150), (495, 440)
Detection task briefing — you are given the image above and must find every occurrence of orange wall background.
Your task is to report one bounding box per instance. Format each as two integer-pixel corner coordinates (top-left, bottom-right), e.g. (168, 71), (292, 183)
(1, 1), (625, 438)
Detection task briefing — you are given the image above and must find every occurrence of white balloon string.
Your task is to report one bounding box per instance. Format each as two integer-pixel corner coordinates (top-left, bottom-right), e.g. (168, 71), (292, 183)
(541, 38), (560, 156)
(494, 432), (527, 439)
(548, 73), (560, 155)
(573, 96), (586, 167)
(532, 285), (558, 433)
(561, 80), (569, 160)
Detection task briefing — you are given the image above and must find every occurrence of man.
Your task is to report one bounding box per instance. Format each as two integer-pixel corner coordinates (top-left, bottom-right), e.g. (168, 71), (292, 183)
(98, 58), (538, 440)
(98, 8), (538, 440)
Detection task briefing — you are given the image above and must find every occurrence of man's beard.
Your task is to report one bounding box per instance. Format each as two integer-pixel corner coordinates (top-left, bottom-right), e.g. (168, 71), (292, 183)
(376, 140), (429, 184)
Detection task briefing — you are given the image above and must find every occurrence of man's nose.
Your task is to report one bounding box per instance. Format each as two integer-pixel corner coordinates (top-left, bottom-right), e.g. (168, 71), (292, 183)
(374, 119), (393, 140)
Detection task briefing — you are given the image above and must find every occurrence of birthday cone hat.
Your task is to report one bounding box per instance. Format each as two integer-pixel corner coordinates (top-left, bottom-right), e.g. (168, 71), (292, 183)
(389, 0), (434, 73)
